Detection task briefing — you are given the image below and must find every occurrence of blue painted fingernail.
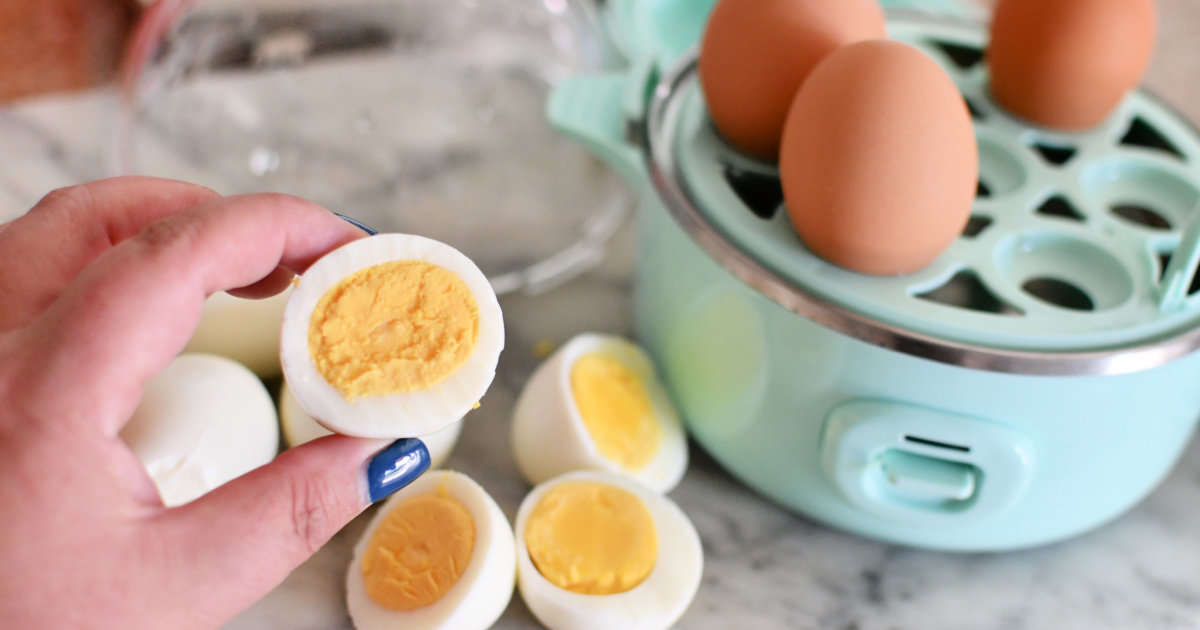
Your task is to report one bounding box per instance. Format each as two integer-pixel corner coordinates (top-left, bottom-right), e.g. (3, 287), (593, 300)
(335, 213), (378, 235)
(366, 438), (430, 503)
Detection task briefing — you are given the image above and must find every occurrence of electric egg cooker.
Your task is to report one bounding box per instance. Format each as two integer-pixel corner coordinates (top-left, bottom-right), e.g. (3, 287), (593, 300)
(551, 0), (1200, 551)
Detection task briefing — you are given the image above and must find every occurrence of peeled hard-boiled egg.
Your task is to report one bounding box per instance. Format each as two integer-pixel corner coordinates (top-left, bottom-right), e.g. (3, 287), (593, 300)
(780, 39), (977, 275)
(699, 0), (886, 159)
(988, 0), (1156, 130)
(347, 470), (516, 630)
(278, 379), (463, 469)
(280, 233), (504, 438)
(510, 334), (687, 493)
(183, 289), (290, 378)
(120, 353), (279, 507)
(515, 471), (703, 630)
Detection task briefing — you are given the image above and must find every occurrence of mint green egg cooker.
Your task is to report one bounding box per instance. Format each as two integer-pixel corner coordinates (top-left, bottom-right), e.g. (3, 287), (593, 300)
(551, 0), (1200, 551)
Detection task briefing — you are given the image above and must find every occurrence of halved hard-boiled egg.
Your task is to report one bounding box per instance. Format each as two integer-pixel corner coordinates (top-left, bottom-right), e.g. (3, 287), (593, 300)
(515, 471), (703, 630)
(511, 334), (687, 493)
(278, 379), (463, 469)
(280, 233), (504, 438)
(120, 353), (279, 507)
(347, 470), (516, 630)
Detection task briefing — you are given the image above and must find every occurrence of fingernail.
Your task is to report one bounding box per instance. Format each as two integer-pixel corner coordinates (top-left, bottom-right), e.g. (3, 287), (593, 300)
(335, 213), (379, 236)
(366, 438), (430, 503)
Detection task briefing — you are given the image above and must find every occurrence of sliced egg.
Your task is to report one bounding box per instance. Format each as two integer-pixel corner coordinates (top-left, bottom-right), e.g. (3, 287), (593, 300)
(511, 333), (687, 493)
(280, 234), (504, 438)
(515, 471), (703, 630)
(278, 379), (463, 469)
(347, 470), (516, 630)
(120, 353), (279, 507)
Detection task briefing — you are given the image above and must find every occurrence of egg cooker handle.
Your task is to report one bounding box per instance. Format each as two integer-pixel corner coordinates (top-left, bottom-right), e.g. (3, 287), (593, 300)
(820, 400), (1035, 525)
(547, 60), (660, 191)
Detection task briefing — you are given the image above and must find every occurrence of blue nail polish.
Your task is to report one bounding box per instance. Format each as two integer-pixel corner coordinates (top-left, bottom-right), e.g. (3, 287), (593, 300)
(367, 438), (430, 503)
(335, 213), (379, 236)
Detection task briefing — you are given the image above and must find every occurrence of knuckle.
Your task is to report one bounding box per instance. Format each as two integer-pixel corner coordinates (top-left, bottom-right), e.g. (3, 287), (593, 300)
(33, 184), (93, 216)
(130, 214), (202, 264)
(288, 475), (346, 555)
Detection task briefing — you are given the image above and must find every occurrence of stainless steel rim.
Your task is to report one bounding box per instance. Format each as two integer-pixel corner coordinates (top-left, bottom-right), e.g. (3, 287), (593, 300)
(642, 53), (1200, 376)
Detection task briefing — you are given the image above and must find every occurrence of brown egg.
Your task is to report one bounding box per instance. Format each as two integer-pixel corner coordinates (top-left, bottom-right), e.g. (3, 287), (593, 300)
(699, 0), (885, 161)
(988, 0), (1156, 130)
(779, 40), (977, 276)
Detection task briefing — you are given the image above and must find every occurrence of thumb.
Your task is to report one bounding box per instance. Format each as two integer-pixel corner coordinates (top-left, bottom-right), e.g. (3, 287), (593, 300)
(158, 435), (429, 624)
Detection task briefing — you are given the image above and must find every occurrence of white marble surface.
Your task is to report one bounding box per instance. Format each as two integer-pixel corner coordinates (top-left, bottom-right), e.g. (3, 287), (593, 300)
(5, 4), (1200, 627)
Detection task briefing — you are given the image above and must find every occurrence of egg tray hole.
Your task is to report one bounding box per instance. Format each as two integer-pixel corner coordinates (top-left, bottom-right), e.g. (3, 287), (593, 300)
(1120, 117), (1186, 161)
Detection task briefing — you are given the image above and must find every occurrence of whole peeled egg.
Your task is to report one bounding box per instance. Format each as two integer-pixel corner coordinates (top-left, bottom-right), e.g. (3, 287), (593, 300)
(699, 0), (886, 160)
(988, 0), (1156, 130)
(779, 39), (977, 276)
(120, 353), (278, 507)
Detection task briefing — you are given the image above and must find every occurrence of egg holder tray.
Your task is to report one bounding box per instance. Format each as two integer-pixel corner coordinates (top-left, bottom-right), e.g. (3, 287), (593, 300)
(627, 16), (1200, 371)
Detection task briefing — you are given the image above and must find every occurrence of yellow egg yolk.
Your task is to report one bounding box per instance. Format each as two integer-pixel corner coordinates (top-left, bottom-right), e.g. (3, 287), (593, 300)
(308, 261), (479, 400)
(361, 488), (476, 611)
(524, 481), (657, 595)
(570, 353), (661, 470)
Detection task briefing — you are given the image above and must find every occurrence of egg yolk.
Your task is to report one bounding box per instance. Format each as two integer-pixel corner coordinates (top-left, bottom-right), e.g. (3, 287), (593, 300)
(570, 353), (661, 470)
(524, 481), (657, 595)
(308, 261), (479, 400)
(361, 488), (476, 611)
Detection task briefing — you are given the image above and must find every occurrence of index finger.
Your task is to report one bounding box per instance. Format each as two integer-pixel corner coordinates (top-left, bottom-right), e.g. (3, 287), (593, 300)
(0, 177), (220, 331)
(10, 193), (367, 436)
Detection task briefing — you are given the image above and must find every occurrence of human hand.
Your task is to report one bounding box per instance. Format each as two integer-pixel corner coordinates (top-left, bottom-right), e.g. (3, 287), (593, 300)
(0, 177), (427, 629)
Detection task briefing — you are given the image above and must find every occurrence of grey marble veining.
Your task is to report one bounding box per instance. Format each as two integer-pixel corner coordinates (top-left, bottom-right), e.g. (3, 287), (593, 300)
(5, 19), (1200, 627)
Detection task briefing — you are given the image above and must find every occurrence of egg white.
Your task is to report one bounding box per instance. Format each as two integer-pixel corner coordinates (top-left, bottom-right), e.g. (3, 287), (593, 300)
(278, 379), (463, 469)
(280, 234), (504, 438)
(515, 470), (704, 630)
(510, 333), (688, 493)
(120, 353), (279, 507)
(347, 470), (517, 630)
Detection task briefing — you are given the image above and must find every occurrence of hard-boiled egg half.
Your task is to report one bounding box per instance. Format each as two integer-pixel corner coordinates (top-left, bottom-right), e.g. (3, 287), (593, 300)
(515, 471), (703, 630)
(280, 234), (504, 438)
(347, 470), (516, 630)
(120, 353), (279, 507)
(278, 379), (463, 469)
(511, 333), (687, 493)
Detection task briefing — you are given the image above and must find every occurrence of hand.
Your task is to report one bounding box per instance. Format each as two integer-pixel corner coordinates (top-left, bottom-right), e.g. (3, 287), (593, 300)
(0, 177), (412, 629)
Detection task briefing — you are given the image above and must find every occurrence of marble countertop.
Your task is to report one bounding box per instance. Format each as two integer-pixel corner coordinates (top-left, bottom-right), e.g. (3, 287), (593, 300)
(5, 4), (1200, 628)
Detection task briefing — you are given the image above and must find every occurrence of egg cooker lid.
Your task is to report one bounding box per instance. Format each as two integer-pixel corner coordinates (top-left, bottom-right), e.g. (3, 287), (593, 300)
(641, 14), (1200, 375)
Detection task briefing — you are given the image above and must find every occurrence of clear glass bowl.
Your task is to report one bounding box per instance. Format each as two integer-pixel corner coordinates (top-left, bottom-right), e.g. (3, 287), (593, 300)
(115, 0), (630, 294)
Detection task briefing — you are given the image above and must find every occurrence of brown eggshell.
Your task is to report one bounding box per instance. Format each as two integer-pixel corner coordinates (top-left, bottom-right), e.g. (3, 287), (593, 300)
(779, 40), (977, 276)
(988, 0), (1156, 131)
(699, 0), (885, 161)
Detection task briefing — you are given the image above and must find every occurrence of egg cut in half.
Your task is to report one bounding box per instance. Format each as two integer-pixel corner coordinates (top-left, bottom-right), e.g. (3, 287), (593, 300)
(515, 471), (704, 630)
(280, 233), (504, 438)
(511, 333), (687, 493)
(120, 353), (279, 507)
(278, 379), (463, 469)
(347, 470), (517, 630)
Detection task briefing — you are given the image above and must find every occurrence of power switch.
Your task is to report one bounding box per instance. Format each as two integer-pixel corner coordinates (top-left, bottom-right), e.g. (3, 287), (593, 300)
(879, 450), (977, 502)
(821, 399), (1035, 524)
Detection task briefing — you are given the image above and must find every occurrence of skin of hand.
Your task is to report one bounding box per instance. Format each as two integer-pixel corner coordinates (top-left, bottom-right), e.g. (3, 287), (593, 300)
(0, 177), (401, 629)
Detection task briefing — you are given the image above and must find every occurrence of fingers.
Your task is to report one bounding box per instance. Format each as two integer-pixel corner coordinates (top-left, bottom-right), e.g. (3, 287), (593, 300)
(0, 177), (220, 331)
(155, 436), (405, 623)
(12, 193), (366, 435)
